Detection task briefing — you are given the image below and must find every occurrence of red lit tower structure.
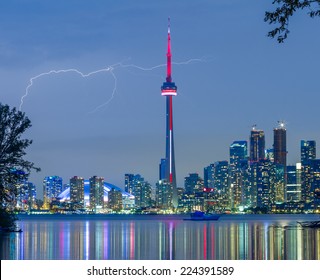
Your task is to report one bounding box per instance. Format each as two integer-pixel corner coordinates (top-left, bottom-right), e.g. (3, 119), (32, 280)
(161, 19), (178, 208)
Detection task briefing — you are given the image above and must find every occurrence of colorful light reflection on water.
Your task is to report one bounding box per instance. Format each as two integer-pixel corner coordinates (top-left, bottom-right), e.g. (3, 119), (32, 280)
(0, 215), (319, 260)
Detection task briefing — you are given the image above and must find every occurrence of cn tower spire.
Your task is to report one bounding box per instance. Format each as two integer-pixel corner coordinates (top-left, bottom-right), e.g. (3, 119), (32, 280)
(166, 17), (172, 83)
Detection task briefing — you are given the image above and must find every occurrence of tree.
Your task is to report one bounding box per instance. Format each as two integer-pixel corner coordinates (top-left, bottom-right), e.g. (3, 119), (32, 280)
(265, 0), (320, 43)
(0, 103), (39, 230)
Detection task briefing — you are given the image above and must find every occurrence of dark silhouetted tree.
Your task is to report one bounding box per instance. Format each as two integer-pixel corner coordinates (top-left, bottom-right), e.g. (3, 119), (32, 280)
(265, 0), (320, 42)
(0, 103), (40, 230)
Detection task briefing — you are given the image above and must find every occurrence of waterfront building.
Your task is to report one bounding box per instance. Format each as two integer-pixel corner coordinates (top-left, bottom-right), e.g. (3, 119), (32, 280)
(108, 188), (123, 211)
(155, 180), (173, 210)
(181, 173), (204, 211)
(243, 162), (257, 208)
(159, 19), (178, 208)
(204, 164), (215, 189)
(125, 174), (152, 209)
(213, 161), (229, 209)
(286, 164), (302, 202)
(184, 173), (203, 194)
(12, 169), (28, 210)
(89, 176), (104, 212)
(230, 141), (248, 166)
(250, 126), (265, 162)
(70, 176), (84, 208)
(243, 159), (284, 211)
(229, 141), (248, 209)
(256, 160), (273, 210)
(134, 176), (152, 209)
(273, 122), (287, 173)
(125, 173), (134, 194)
(43, 176), (63, 207)
(20, 182), (37, 210)
(301, 140), (316, 165)
(301, 159), (320, 209)
(272, 163), (285, 204)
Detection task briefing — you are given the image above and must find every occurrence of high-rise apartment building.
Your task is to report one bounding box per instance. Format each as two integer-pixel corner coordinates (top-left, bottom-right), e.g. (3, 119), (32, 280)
(301, 159), (320, 207)
(204, 164), (215, 189)
(301, 140), (316, 165)
(156, 180), (173, 209)
(125, 174), (152, 209)
(43, 176), (63, 205)
(125, 174), (134, 195)
(229, 141), (248, 209)
(250, 127), (265, 162)
(89, 176), (104, 212)
(70, 176), (84, 208)
(273, 122), (287, 170)
(230, 141), (248, 166)
(286, 164), (302, 202)
(108, 188), (123, 211)
(184, 173), (203, 195)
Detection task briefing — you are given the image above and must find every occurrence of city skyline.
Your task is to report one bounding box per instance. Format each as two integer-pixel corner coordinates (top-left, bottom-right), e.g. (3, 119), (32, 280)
(1, 1), (320, 195)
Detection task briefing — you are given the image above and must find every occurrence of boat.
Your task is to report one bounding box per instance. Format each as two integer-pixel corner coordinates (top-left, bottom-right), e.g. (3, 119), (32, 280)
(184, 211), (221, 221)
(297, 220), (320, 228)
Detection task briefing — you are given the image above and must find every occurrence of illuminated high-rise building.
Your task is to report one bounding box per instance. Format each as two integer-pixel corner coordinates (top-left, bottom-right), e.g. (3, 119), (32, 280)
(301, 140), (316, 165)
(70, 176), (84, 208)
(286, 164), (302, 202)
(43, 176), (62, 205)
(108, 188), (123, 211)
(125, 174), (152, 209)
(156, 180), (173, 209)
(160, 19), (178, 208)
(250, 126), (265, 162)
(89, 176), (104, 211)
(184, 173), (204, 195)
(204, 163), (215, 189)
(273, 121), (287, 170)
(124, 173), (134, 195)
(214, 161), (229, 209)
(229, 141), (248, 209)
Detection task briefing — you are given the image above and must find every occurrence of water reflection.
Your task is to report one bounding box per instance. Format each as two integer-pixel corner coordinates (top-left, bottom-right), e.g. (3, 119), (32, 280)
(0, 216), (319, 260)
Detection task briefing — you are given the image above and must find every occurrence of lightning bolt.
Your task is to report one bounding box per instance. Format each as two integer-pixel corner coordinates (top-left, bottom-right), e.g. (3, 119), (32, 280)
(19, 66), (115, 111)
(20, 57), (208, 112)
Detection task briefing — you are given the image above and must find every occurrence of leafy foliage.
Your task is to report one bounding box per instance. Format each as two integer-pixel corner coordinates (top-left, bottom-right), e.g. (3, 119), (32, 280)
(0, 103), (39, 229)
(265, 0), (320, 42)
(0, 208), (17, 230)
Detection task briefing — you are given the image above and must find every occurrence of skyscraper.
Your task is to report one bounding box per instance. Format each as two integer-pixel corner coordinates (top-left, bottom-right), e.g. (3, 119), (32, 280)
(250, 126), (265, 162)
(43, 176), (63, 205)
(160, 19), (178, 208)
(286, 164), (302, 202)
(204, 163), (215, 189)
(70, 176), (84, 208)
(124, 173), (134, 194)
(89, 176), (104, 212)
(273, 121), (287, 169)
(230, 141), (248, 166)
(184, 173), (204, 195)
(301, 140), (316, 164)
(108, 188), (123, 211)
(229, 141), (248, 209)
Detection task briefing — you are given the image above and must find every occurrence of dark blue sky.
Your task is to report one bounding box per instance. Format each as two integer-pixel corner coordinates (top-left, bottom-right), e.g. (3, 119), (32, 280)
(1, 1), (320, 195)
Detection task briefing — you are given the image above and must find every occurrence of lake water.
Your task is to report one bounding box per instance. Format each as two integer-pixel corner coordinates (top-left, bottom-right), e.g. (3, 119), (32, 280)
(1, 214), (320, 260)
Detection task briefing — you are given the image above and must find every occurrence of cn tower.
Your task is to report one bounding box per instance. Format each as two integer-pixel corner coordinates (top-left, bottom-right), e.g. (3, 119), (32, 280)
(161, 18), (178, 207)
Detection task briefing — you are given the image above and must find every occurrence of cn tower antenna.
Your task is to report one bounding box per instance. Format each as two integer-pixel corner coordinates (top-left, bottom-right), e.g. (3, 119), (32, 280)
(166, 17), (172, 83)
